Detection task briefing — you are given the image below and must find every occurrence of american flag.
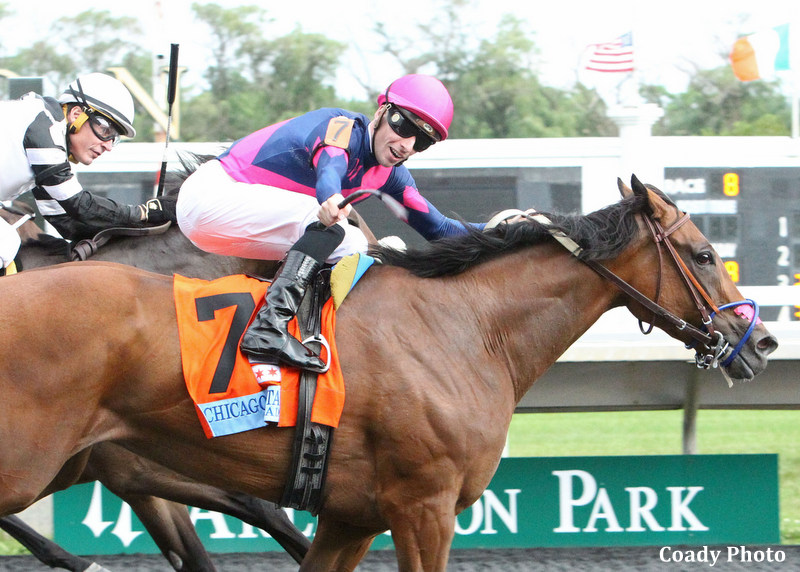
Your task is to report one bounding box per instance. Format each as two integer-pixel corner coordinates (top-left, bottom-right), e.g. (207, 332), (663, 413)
(584, 32), (634, 73)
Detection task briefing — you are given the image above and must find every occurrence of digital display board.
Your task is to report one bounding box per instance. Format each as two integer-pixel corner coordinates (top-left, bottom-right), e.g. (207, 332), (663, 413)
(665, 167), (800, 320)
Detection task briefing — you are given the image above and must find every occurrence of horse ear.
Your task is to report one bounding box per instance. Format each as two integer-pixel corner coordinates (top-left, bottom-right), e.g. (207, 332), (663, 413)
(632, 174), (672, 221)
(617, 177), (633, 198)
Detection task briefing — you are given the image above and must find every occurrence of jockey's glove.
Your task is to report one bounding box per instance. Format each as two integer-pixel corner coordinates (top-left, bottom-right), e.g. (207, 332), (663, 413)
(137, 196), (178, 225)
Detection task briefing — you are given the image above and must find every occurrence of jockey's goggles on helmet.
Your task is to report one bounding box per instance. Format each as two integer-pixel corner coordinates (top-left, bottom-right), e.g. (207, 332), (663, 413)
(386, 103), (440, 152)
(86, 109), (122, 146)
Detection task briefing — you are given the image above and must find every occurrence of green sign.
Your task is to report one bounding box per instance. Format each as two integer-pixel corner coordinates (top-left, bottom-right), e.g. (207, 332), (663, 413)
(53, 454), (778, 553)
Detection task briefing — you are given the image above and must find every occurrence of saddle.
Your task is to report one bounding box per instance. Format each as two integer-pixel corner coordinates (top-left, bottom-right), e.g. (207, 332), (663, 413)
(71, 220), (339, 514)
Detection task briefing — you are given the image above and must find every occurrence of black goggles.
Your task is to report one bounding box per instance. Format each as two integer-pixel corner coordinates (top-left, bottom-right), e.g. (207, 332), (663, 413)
(385, 104), (439, 152)
(87, 110), (121, 146)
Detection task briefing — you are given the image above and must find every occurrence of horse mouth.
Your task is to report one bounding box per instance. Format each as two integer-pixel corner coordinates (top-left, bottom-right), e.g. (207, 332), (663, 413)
(718, 327), (777, 386)
(721, 350), (763, 385)
(721, 361), (754, 386)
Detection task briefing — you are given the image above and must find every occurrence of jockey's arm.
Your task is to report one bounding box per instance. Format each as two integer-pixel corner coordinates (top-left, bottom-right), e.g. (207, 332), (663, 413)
(314, 147), (351, 227)
(36, 187), (177, 242)
(24, 109), (176, 240)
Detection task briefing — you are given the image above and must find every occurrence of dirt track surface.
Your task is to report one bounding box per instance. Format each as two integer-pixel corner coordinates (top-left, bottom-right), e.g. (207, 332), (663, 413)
(2, 546), (800, 571)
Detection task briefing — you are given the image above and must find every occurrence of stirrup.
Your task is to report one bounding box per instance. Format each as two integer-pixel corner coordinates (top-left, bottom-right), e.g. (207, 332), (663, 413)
(300, 334), (331, 374)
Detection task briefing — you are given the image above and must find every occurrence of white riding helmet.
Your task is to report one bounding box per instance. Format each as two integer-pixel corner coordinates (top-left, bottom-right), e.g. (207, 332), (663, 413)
(58, 73), (136, 138)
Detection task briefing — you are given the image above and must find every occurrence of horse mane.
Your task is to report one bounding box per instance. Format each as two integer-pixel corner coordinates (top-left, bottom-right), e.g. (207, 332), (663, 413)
(162, 151), (221, 197)
(370, 193), (650, 278)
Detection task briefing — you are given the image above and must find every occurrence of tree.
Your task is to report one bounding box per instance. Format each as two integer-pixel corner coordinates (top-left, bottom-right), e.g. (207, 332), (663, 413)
(0, 9), (154, 138)
(254, 29), (341, 120)
(190, 2), (266, 99)
(373, 0), (615, 138)
(0, 2), (11, 54)
(51, 10), (144, 75)
(645, 67), (791, 136)
(182, 3), (347, 141)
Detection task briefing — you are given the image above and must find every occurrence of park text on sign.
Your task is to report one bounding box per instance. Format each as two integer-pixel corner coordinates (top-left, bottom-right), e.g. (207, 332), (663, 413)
(52, 454), (778, 553)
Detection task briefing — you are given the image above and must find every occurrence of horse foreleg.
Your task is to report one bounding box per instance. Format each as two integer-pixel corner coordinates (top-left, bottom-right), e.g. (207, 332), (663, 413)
(300, 518), (375, 572)
(0, 515), (109, 572)
(121, 495), (216, 572)
(383, 498), (456, 572)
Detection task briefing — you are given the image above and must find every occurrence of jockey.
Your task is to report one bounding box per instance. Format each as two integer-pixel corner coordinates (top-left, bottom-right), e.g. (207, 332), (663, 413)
(0, 72), (177, 271)
(177, 74), (485, 371)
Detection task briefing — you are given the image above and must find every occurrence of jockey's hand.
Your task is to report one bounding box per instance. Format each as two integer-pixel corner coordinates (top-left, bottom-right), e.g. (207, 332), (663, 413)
(318, 193), (351, 227)
(137, 196), (178, 225)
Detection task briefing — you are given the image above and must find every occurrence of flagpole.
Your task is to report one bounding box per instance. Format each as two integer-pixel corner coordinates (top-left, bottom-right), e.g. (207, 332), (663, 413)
(793, 17), (799, 139)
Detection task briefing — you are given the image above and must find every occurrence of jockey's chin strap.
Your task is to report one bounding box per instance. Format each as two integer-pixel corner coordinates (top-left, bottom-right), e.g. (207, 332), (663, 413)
(492, 208), (747, 371)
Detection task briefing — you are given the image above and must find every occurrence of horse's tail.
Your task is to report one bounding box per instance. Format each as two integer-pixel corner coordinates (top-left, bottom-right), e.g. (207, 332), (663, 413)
(162, 151), (220, 197)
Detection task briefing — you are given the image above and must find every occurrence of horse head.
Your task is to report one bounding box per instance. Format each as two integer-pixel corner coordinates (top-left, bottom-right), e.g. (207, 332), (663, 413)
(616, 175), (778, 385)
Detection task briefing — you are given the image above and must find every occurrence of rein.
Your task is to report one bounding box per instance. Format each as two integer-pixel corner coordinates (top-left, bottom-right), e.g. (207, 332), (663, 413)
(495, 208), (757, 370)
(70, 222), (172, 261)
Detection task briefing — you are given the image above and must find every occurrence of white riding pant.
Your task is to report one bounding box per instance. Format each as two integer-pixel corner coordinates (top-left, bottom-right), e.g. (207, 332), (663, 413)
(0, 217), (21, 268)
(176, 159), (368, 263)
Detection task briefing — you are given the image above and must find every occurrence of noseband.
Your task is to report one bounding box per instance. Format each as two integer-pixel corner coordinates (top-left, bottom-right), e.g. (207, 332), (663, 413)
(500, 208), (759, 370)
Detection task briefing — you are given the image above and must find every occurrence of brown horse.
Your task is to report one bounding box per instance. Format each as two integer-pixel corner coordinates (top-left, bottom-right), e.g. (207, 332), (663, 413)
(2, 210), (311, 571)
(0, 176), (777, 571)
(0, 196), (377, 571)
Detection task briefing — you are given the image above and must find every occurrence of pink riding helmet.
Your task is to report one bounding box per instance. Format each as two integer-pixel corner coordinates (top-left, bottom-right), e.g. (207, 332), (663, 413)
(377, 74), (454, 141)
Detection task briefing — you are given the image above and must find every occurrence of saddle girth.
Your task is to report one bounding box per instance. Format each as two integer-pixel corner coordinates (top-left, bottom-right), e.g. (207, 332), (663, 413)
(280, 266), (334, 515)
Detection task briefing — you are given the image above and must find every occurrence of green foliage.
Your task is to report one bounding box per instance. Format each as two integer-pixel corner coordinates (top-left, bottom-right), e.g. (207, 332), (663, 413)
(647, 67), (791, 136)
(52, 10), (143, 74)
(0, 1), (11, 54)
(191, 2), (266, 99)
(0, 0), (793, 141)
(374, 2), (617, 139)
(0, 8), (148, 105)
(186, 4), (345, 140)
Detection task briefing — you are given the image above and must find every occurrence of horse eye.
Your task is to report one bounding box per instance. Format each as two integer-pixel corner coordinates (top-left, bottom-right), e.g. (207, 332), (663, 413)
(695, 251), (714, 265)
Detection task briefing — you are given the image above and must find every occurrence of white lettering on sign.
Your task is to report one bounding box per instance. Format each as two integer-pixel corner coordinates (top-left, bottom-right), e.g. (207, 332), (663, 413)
(675, 200), (737, 214)
(663, 178), (706, 194)
(189, 508), (236, 539)
(551, 470), (708, 533)
(712, 242), (737, 258)
(454, 489), (521, 535)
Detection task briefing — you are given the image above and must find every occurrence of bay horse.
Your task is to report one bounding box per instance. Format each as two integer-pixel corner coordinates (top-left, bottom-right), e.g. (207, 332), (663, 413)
(1, 210), (311, 570)
(1, 194), (378, 571)
(0, 176), (777, 571)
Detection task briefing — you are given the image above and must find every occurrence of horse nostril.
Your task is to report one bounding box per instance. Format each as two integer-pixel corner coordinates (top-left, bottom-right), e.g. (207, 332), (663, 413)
(757, 335), (779, 355)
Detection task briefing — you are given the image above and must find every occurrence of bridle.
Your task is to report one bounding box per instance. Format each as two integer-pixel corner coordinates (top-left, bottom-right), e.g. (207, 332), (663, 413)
(637, 212), (758, 369)
(491, 206), (759, 370)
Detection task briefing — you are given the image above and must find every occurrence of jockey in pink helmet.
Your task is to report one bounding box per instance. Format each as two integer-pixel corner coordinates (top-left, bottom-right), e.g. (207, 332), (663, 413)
(377, 74), (454, 144)
(177, 73), (483, 372)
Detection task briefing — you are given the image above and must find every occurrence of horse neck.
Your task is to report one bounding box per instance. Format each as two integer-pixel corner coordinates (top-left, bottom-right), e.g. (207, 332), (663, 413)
(462, 246), (622, 403)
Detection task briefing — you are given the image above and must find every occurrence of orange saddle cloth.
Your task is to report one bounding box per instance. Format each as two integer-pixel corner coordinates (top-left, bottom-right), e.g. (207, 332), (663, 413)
(173, 274), (345, 439)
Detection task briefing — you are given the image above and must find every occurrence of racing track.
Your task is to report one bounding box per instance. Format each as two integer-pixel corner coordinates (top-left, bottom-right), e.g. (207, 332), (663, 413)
(1, 546), (799, 571)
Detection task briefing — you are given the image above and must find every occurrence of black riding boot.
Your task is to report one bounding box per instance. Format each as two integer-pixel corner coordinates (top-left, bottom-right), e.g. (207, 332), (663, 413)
(240, 250), (326, 371)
